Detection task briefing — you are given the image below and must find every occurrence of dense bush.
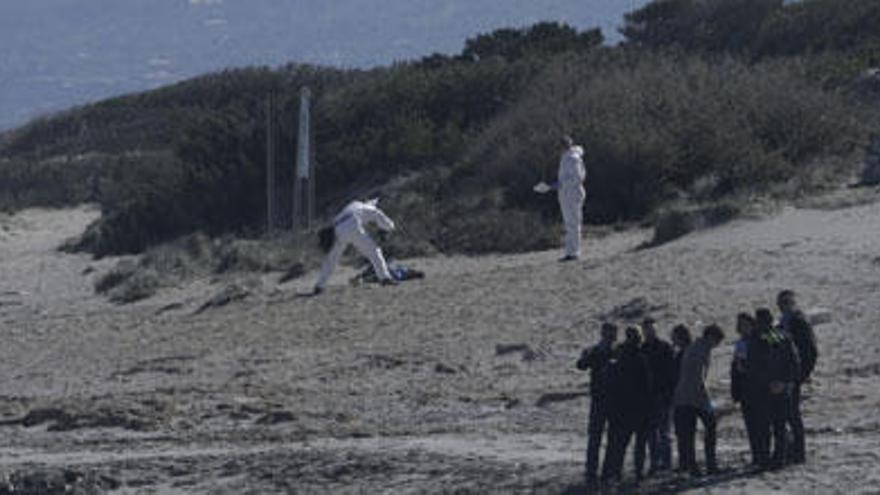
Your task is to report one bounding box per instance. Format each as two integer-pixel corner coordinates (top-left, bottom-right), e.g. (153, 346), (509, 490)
(622, 0), (880, 77)
(94, 231), (317, 303)
(0, 65), (352, 160)
(649, 201), (741, 246)
(42, 22), (599, 256)
(458, 51), (872, 223)
(622, 0), (782, 55)
(2, 10), (879, 265)
(460, 22), (603, 62)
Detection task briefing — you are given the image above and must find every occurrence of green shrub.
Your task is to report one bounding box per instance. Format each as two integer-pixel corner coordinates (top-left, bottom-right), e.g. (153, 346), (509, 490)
(94, 259), (139, 295)
(649, 201), (741, 246)
(459, 51), (872, 224)
(108, 268), (160, 304)
(436, 205), (559, 254)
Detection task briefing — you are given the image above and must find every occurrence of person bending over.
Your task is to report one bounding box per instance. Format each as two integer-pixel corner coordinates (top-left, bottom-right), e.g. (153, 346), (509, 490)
(314, 198), (397, 294)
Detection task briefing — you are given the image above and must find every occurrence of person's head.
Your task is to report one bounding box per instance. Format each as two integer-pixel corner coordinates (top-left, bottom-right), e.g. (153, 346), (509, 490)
(641, 317), (658, 341)
(561, 134), (574, 150)
(755, 307), (775, 331)
(777, 290), (797, 314)
(625, 325), (643, 346)
(600, 322), (619, 344)
(703, 324), (725, 347)
(671, 324), (692, 348)
(736, 312), (756, 338)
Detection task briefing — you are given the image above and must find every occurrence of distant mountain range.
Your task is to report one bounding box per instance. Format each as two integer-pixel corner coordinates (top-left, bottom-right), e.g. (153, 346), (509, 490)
(0, 0), (650, 131)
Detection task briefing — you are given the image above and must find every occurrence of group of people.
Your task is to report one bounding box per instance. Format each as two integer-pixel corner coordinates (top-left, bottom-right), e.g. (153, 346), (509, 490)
(308, 138), (823, 492)
(311, 135), (587, 294)
(577, 290), (818, 487)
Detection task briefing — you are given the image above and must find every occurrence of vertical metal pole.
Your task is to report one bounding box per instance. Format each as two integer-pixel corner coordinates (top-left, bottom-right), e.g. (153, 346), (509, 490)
(308, 153), (316, 232)
(266, 92), (275, 236)
(294, 87), (312, 236)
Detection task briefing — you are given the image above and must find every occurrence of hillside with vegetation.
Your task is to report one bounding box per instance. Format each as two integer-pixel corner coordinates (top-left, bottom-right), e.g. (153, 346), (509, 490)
(1, 0), (879, 270)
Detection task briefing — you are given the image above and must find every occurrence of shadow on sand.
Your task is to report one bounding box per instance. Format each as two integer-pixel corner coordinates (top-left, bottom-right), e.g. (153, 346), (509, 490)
(560, 466), (762, 494)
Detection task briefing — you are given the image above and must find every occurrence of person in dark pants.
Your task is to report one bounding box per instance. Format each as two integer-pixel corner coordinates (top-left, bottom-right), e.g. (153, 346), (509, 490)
(639, 317), (676, 474)
(731, 313), (760, 466)
(673, 324), (725, 477)
(749, 308), (801, 470)
(576, 322), (619, 486)
(601, 326), (653, 483)
(777, 290), (818, 464)
(670, 324), (693, 472)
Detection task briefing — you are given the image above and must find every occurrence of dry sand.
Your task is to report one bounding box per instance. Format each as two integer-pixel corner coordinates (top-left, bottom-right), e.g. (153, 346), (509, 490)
(1, 192), (879, 494)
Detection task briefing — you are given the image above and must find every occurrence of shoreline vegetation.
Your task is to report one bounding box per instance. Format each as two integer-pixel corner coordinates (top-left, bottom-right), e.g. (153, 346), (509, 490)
(1, 0), (879, 301)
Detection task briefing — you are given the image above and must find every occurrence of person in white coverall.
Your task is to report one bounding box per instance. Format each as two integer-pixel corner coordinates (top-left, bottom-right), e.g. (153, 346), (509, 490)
(557, 135), (586, 261)
(314, 199), (397, 294)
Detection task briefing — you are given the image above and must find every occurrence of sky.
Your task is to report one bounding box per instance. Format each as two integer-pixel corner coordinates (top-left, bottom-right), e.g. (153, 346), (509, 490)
(0, 0), (651, 131)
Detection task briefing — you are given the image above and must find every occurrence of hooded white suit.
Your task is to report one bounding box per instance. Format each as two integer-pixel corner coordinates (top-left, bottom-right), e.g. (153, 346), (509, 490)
(315, 200), (395, 290)
(558, 145), (586, 258)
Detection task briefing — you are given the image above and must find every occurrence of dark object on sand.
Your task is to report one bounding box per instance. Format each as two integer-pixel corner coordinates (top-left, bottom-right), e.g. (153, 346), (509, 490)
(195, 284), (250, 314)
(603, 297), (668, 322)
(318, 226), (336, 253)
(278, 263), (306, 284)
(350, 260), (425, 285)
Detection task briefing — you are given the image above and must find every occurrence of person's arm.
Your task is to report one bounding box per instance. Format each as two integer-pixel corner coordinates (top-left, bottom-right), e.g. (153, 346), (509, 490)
(787, 336), (802, 386)
(642, 354), (654, 399)
(730, 359), (742, 402)
(793, 313), (818, 381)
(663, 345), (677, 396)
(576, 347), (594, 370)
(366, 207), (396, 231)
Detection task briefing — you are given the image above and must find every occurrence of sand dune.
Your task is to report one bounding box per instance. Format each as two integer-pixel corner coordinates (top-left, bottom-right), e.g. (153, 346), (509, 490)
(1, 194), (879, 493)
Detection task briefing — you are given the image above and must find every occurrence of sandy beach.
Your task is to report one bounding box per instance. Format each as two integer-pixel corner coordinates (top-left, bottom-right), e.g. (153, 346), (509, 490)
(1, 193), (880, 493)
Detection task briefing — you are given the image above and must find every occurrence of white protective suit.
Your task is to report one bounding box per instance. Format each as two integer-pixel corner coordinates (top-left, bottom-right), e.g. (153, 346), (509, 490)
(315, 200), (395, 290)
(557, 145), (586, 258)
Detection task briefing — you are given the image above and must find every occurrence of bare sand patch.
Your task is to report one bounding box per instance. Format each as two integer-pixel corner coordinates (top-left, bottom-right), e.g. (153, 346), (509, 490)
(1, 199), (879, 493)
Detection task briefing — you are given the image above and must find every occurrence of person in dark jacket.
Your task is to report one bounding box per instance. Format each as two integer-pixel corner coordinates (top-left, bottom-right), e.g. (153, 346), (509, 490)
(777, 290), (818, 464)
(673, 324), (725, 477)
(670, 324), (693, 471)
(601, 326), (653, 483)
(576, 322), (619, 485)
(670, 324), (693, 387)
(639, 317), (676, 474)
(731, 312), (759, 466)
(749, 308), (801, 470)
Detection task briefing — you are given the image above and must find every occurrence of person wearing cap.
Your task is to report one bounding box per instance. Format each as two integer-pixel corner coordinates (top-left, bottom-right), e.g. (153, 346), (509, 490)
(313, 198), (397, 294)
(639, 317), (676, 474)
(776, 290), (817, 464)
(556, 135), (587, 262)
(673, 324), (725, 477)
(576, 322), (619, 486)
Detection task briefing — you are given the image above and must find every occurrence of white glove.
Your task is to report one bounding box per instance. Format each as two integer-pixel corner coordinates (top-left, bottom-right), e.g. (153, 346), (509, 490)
(533, 182), (552, 194)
